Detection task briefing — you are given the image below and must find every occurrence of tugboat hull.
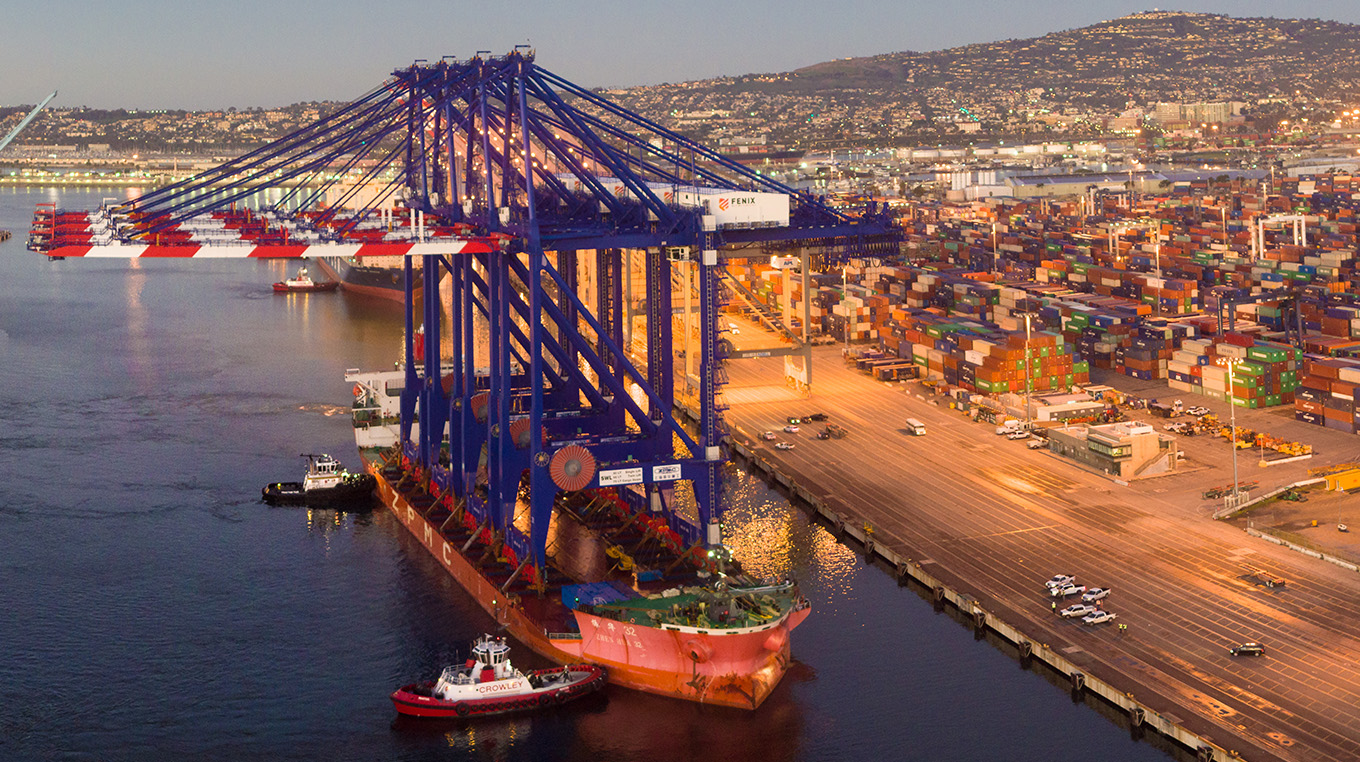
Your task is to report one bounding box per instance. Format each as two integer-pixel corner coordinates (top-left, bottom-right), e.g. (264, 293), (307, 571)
(261, 474), (376, 508)
(390, 664), (607, 718)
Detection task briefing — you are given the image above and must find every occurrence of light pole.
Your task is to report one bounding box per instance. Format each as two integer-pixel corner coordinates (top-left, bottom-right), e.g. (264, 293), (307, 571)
(992, 220), (999, 278)
(1154, 238), (1161, 317)
(842, 262), (850, 349)
(1218, 358), (1243, 502)
(1024, 313), (1033, 431)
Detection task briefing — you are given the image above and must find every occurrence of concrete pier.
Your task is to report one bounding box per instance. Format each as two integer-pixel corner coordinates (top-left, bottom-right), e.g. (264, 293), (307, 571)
(684, 345), (1360, 762)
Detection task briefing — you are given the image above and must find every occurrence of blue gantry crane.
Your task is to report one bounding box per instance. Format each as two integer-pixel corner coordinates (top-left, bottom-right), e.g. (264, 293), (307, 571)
(31, 51), (896, 587)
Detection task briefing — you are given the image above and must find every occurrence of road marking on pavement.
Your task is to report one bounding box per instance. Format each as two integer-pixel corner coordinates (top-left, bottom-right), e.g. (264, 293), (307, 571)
(953, 525), (1061, 541)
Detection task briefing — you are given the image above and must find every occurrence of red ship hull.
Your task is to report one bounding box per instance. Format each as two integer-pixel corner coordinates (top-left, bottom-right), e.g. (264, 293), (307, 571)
(365, 455), (809, 710)
(313, 256), (421, 303)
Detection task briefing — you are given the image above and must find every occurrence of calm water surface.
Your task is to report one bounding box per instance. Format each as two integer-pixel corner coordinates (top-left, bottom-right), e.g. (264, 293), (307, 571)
(0, 187), (1171, 761)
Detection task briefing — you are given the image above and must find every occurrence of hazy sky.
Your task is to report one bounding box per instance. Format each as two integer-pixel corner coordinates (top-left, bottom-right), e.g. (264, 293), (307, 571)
(6, 1), (1360, 110)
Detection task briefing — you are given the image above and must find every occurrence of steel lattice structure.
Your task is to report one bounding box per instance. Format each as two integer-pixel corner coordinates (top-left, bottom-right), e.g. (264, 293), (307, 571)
(30, 50), (897, 580)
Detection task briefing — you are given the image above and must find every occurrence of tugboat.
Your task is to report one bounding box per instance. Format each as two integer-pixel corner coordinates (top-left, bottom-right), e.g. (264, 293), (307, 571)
(261, 453), (376, 508)
(272, 266), (338, 293)
(391, 635), (607, 718)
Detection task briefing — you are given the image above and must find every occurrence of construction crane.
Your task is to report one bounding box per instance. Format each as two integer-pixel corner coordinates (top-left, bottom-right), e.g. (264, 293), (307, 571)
(0, 91), (58, 153)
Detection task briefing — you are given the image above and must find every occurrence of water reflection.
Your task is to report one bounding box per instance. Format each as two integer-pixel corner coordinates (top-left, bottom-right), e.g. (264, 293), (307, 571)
(722, 469), (858, 593)
(303, 506), (374, 535)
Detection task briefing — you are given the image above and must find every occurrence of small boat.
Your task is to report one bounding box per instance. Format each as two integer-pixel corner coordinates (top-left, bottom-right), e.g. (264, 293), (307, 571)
(272, 266), (338, 293)
(262, 453), (376, 508)
(391, 635), (607, 718)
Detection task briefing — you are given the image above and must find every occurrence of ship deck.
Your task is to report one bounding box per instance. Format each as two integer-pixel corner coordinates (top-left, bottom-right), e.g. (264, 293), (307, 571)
(361, 449), (710, 630)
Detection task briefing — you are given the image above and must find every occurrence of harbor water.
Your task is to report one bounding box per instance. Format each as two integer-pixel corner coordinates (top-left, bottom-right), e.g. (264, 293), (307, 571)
(0, 187), (1170, 761)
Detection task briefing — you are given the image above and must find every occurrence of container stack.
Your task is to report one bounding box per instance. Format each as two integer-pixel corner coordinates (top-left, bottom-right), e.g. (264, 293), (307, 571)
(1166, 334), (1300, 408)
(881, 310), (1090, 395)
(1294, 357), (1360, 434)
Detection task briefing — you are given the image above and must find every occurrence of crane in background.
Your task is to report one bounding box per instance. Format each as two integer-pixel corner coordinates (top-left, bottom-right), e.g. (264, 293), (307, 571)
(0, 91), (58, 154)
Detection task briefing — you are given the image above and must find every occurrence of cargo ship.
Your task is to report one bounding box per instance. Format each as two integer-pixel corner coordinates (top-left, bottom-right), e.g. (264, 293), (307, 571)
(313, 254), (425, 303)
(347, 368), (810, 709)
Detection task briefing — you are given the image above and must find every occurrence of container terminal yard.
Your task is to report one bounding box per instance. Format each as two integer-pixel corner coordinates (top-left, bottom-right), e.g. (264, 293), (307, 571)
(28, 52), (1360, 761)
(698, 344), (1360, 762)
(686, 177), (1360, 761)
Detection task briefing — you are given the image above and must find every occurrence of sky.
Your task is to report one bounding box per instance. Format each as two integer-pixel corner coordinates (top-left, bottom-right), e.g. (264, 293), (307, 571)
(5, 0), (1360, 111)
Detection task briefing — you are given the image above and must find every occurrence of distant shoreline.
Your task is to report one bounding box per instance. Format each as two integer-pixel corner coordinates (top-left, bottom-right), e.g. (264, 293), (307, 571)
(0, 177), (321, 189)
(0, 177), (171, 188)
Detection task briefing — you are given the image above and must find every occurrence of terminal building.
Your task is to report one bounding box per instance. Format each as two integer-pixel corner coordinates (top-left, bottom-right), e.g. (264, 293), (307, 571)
(1044, 421), (1179, 479)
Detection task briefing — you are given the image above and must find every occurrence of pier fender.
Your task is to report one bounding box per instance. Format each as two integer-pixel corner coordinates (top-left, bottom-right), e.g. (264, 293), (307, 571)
(863, 537), (875, 557)
(895, 561), (910, 585)
(1017, 640), (1033, 664)
(831, 514), (845, 536)
(971, 609), (986, 639)
(762, 628), (788, 653)
(931, 586), (946, 611)
(1069, 671), (1085, 693)
(685, 639), (712, 664)
(1196, 745), (1215, 762)
(1128, 705), (1145, 730)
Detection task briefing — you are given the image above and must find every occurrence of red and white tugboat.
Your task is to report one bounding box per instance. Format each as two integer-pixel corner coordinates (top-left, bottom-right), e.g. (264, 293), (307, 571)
(391, 635), (607, 718)
(272, 266), (338, 293)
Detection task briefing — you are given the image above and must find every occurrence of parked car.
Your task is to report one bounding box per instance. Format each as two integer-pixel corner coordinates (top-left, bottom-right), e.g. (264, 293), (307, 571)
(774, 442), (795, 451)
(787, 416), (802, 424)
(1229, 642), (1265, 657)
(1026, 438), (1047, 450)
(1006, 430), (1031, 440)
(1044, 574), (1076, 590)
(1059, 603), (1098, 619)
(783, 424), (800, 433)
(1082, 587), (1110, 603)
(761, 431), (777, 441)
(1081, 610), (1117, 625)
(1186, 406), (1210, 417)
(817, 424), (848, 440)
(803, 412), (828, 422)
(1050, 583), (1087, 598)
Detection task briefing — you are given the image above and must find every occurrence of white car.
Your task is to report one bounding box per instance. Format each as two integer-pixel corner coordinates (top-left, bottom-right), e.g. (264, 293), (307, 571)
(783, 425), (800, 433)
(1186, 406), (1210, 417)
(727, 323), (740, 334)
(761, 431), (777, 441)
(1006, 431), (1031, 440)
(1082, 587), (1110, 603)
(1044, 574), (1076, 590)
(1081, 610), (1118, 626)
(774, 442), (795, 451)
(1050, 583), (1087, 598)
(1059, 603), (1098, 619)
(1027, 438), (1047, 450)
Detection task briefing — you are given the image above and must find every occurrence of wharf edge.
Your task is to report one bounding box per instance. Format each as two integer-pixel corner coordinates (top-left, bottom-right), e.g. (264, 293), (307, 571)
(678, 402), (1240, 762)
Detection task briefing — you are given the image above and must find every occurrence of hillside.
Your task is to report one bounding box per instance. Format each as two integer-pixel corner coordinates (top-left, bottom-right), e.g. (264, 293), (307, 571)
(606, 11), (1360, 148)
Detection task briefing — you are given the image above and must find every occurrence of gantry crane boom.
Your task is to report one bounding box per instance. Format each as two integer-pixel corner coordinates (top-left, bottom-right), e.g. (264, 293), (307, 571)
(0, 91), (58, 153)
